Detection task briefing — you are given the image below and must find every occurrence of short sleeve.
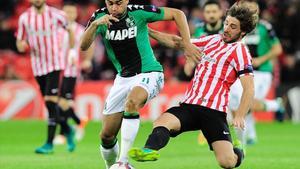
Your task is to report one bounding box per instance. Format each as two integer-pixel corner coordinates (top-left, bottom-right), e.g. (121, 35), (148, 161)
(52, 8), (68, 29)
(85, 9), (106, 35)
(233, 43), (253, 77)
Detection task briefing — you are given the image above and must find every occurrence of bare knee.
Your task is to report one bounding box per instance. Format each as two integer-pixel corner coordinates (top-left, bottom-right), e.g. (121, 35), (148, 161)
(216, 154), (236, 169)
(100, 131), (116, 144)
(125, 99), (140, 113)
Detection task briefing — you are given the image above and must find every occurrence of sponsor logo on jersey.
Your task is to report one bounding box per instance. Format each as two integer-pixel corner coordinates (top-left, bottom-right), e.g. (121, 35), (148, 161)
(201, 54), (217, 63)
(106, 26), (137, 41)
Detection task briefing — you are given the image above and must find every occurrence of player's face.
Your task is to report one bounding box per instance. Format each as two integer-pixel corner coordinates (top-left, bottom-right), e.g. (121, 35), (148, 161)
(30, 0), (45, 9)
(203, 4), (222, 25)
(105, 0), (129, 18)
(63, 5), (77, 22)
(222, 16), (245, 43)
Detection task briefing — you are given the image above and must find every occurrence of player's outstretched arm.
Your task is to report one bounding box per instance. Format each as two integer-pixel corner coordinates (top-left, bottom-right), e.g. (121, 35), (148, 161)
(232, 75), (254, 130)
(253, 42), (282, 67)
(162, 7), (201, 63)
(81, 14), (119, 51)
(148, 28), (182, 49)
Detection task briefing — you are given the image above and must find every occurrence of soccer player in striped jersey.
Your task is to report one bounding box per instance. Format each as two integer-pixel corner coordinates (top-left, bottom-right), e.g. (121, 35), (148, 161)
(129, 3), (258, 168)
(53, 1), (94, 145)
(16, 0), (75, 154)
(81, 0), (201, 168)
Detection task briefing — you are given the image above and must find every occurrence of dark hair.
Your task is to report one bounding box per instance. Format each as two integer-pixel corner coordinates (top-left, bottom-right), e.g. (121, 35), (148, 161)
(203, 0), (221, 9)
(226, 3), (258, 34)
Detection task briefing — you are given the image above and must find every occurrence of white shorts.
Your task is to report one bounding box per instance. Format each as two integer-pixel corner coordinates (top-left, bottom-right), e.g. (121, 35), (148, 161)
(103, 72), (164, 115)
(228, 71), (272, 111)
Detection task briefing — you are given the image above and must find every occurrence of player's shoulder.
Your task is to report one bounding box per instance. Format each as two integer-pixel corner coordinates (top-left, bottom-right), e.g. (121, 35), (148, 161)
(92, 8), (107, 18)
(19, 7), (32, 18)
(127, 4), (161, 13)
(191, 34), (220, 44)
(258, 19), (273, 30)
(195, 22), (205, 29)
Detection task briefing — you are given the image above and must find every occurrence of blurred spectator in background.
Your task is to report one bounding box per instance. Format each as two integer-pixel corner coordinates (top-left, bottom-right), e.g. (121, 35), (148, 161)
(16, 0), (76, 154)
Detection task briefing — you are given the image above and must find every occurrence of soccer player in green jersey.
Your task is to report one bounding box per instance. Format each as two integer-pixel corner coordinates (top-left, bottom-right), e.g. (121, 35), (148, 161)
(193, 0), (224, 38)
(80, 0), (200, 168)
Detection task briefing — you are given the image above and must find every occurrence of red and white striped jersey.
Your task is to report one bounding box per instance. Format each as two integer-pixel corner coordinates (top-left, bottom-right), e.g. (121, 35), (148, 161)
(16, 5), (67, 76)
(58, 22), (85, 78)
(182, 34), (253, 113)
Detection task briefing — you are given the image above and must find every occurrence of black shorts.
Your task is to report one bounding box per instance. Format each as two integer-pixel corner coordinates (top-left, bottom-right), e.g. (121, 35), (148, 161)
(35, 71), (61, 96)
(166, 103), (232, 150)
(60, 77), (77, 100)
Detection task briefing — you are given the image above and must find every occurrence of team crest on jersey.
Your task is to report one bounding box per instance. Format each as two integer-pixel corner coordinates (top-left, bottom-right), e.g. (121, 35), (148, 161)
(125, 16), (136, 28)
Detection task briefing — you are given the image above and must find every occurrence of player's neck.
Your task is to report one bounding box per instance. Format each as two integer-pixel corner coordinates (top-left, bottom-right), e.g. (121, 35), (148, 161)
(33, 5), (46, 14)
(118, 9), (128, 20)
(207, 20), (222, 31)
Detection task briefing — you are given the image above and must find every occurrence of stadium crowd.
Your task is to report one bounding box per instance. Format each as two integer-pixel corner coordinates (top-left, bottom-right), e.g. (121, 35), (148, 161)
(0, 0), (300, 121)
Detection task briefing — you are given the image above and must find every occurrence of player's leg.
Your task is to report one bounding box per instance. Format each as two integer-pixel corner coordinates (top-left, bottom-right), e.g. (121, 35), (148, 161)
(35, 71), (61, 154)
(54, 75), (77, 152)
(100, 76), (129, 169)
(60, 77), (82, 125)
(119, 72), (164, 163)
(129, 103), (193, 162)
(202, 109), (244, 168)
(129, 112), (181, 162)
(100, 113), (123, 169)
(212, 141), (244, 168)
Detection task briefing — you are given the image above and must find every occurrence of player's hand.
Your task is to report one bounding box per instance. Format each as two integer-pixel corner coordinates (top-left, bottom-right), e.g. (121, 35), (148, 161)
(182, 43), (201, 63)
(92, 14), (119, 27)
(232, 116), (245, 130)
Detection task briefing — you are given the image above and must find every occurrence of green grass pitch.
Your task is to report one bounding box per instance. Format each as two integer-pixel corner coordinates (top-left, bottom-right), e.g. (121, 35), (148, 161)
(0, 120), (299, 169)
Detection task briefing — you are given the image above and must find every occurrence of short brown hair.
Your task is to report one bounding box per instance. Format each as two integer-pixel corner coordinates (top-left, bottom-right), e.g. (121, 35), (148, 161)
(226, 2), (258, 34)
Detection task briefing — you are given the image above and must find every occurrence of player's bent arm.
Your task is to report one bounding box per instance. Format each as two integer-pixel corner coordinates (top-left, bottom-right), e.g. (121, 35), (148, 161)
(80, 22), (98, 51)
(162, 8), (201, 63)
(81, 14), (119, 51)
(16, 39), (29, 53)
(233, 75), (254, 129)
(162, 8), (190, 45)
(258, 42), (283, 65)
(148, 28), (182, 49)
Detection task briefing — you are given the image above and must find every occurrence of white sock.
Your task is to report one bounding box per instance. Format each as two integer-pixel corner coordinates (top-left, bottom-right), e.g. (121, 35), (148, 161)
(100, 141), (119, 169)
(264, 99), (280, 112)
(118, 118), (140, 163)
(245, 113), (257, 140)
